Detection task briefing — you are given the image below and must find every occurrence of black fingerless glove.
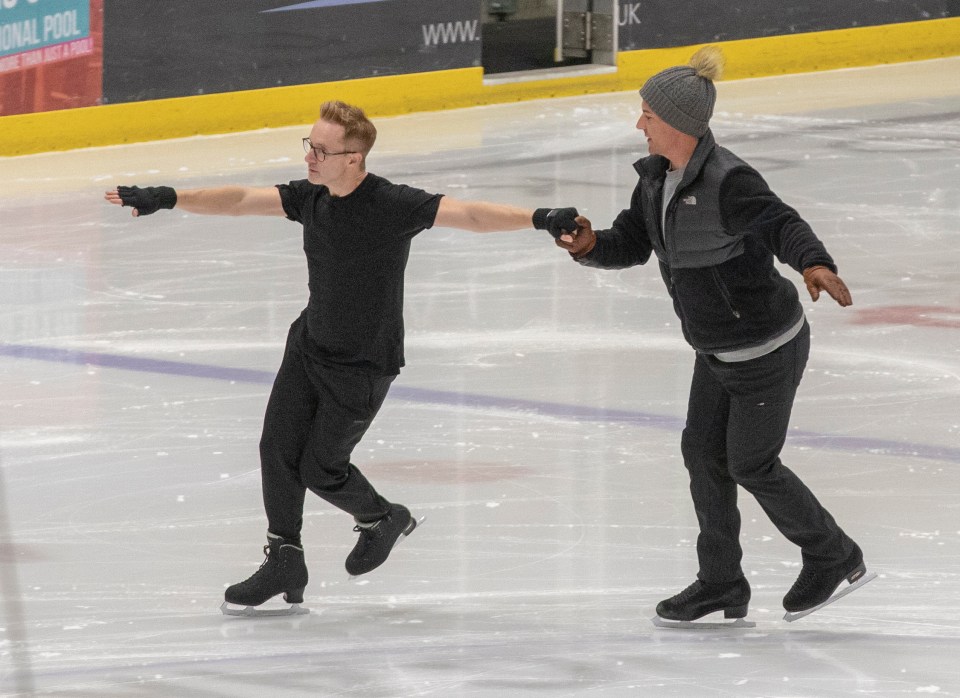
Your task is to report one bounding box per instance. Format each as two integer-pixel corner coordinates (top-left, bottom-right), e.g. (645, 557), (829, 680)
(532, 207), (579, 239)
(117, 185), (178, 216)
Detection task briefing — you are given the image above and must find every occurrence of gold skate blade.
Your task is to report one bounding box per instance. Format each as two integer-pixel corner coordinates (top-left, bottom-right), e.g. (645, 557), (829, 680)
(783, 571), (878, 622)
(651, 615), (756, 630)
(220, 601), (309, 617)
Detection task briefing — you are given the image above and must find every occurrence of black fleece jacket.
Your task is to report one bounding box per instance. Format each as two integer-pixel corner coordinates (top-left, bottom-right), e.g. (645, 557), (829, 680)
(576, 130), (837, 354)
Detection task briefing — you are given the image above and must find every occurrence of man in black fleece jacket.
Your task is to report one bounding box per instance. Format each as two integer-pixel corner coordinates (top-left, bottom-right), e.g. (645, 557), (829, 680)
(557, 46), (871, 624)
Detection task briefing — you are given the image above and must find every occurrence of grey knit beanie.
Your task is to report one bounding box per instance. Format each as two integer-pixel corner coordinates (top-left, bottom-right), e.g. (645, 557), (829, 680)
(639, 46), (724, 137)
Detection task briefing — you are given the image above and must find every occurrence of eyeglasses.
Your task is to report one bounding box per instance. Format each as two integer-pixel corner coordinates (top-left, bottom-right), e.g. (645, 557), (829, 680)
(302, 138), (356, 161)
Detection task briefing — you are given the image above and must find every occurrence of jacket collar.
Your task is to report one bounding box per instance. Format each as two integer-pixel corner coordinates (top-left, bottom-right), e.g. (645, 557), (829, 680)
(633, 129), (717, 185)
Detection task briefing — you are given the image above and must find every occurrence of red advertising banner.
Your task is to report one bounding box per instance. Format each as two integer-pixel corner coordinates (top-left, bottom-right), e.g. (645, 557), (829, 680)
(0, 0), (103, 117)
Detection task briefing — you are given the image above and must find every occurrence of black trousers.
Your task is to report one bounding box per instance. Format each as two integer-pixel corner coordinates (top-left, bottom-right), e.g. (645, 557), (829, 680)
(259, 314), (395, 540)
(681, 321), (856, 583)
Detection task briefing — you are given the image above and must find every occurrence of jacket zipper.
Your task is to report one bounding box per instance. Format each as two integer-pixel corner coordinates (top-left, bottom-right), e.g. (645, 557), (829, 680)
(710, 268), (741, 318)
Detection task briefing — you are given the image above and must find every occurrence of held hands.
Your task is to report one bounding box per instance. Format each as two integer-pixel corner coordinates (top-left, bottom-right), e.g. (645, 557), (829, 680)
(104, 185), (177, 217)
(533, 207), (579, 239)
(532, 207), (596, 259)
(803, 265), (853, 307)
(554, 215), (596, 259)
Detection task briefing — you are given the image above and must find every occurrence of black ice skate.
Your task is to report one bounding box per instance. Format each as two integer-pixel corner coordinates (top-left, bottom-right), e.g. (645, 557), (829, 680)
(652, 577), (755, 629)
(783, 544), (876, 622)
(345, 503), (420, 577)
(221, 534), (309, 617)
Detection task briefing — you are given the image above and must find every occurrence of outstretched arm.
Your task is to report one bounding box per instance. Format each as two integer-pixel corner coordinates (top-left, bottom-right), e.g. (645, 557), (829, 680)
(104, 185), (286, 218)
(719, 169), (852, 307)
(433, 196), (535, 233)
(434, 197), (581, 238)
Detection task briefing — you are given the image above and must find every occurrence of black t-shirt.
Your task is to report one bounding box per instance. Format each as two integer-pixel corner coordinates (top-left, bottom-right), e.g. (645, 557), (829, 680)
(277, 174), (443, 375)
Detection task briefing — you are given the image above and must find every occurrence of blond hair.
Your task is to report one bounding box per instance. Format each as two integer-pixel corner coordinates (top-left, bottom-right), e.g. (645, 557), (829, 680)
(318, 100), (378, 157)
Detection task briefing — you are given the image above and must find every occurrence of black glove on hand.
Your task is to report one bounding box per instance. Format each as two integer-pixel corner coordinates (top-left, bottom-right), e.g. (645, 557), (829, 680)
(117, 185), (178, 216)
(533, 207), (579, 240)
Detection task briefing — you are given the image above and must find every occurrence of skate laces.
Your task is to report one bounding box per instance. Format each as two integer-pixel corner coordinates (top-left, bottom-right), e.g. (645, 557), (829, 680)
(244, 544), (274, 580)
(791, 565), (820, 594)
(353, 520), (383, 539)
(672, 580), (704, 603)
(354, 512), (388, 534)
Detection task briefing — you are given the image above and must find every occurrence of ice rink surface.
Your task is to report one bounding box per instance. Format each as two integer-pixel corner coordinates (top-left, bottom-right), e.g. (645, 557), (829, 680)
(1, 57), (959, 696)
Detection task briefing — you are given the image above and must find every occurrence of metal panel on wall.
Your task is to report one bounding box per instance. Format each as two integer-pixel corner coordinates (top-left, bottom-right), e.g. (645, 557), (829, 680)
(103, 0), (482, 104)
(617, 0), (958, 51)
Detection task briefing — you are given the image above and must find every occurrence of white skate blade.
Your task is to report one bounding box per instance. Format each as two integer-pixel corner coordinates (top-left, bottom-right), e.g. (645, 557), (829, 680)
(783, 571), (877, 622)
(651, 615), (756, 630)
(220, 601), (309, 618)
(348, 515), (425, 581)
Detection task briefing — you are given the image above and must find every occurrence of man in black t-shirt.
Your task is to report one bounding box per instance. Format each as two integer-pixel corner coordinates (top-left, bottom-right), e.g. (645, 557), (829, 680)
(105, 100), (575, 613)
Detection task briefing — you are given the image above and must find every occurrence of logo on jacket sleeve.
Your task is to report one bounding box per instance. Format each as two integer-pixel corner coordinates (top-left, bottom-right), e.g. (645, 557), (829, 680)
(682, 195), (697, 205)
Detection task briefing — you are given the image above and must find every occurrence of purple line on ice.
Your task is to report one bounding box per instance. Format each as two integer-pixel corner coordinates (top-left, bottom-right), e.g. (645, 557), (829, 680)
(261, 0), (391, 12)
(0, 343), (272, 384)
(4, 343), (958, 464)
